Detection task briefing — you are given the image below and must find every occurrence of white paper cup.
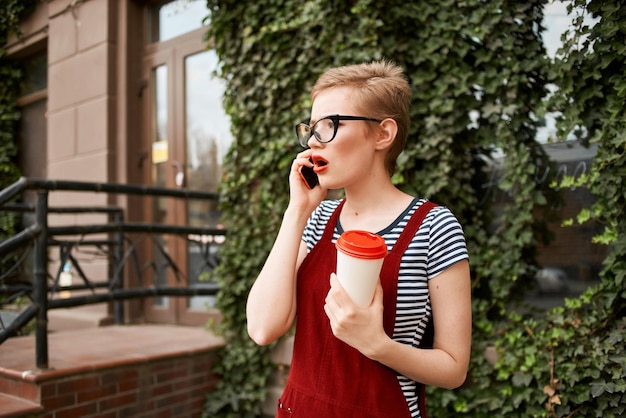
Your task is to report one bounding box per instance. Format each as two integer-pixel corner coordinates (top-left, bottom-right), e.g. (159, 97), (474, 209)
(335, 230), (387, 308)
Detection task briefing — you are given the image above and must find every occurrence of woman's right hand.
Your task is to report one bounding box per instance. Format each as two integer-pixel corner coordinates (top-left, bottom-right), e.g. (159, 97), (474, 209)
(289, 150), (327, 213)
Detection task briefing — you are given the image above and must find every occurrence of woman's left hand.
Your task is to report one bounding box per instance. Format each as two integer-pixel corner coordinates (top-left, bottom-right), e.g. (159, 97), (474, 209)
(324, 273), (388, 358)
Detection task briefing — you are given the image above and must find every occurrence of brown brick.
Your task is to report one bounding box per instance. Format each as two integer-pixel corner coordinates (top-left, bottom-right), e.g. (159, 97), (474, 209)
(54, 402), (98, 418)
(98, 392), (137, 412)
(41, 391), (76, 410)
(57, 376), (101, 394)
(76, 384), (117, 403)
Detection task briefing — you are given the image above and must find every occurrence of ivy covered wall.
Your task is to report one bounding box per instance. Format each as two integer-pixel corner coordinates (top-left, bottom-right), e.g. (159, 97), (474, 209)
(201, 0), (625, 417)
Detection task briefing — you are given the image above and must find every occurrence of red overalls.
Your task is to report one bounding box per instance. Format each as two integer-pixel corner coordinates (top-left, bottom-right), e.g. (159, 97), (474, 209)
(277, 200), (436, 417)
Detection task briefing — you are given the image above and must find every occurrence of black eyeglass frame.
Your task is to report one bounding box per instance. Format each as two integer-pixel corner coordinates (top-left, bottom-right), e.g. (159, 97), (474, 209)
(295, 114), (382, 148)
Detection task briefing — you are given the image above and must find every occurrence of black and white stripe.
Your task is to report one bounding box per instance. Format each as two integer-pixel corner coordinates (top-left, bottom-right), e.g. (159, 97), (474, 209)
(302, 198), (469, 418)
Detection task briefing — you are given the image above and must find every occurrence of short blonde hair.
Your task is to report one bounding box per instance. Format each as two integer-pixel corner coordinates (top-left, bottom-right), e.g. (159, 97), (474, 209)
(311, 60), (411, 175)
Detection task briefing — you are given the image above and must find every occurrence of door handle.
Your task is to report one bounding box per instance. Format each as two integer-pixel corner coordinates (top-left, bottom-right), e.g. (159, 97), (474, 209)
(172, 161), (185, 188)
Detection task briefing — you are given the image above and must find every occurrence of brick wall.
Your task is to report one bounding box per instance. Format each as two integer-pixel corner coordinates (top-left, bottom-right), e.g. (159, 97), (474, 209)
(25, 352), (219, 418)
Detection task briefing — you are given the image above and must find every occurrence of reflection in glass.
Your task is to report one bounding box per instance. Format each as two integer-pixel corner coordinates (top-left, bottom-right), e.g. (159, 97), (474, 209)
(152, 65), (169, 308)
(20, 53), (47, 97)
(148, 0), (210, 43)
(184, 50), (233, 310)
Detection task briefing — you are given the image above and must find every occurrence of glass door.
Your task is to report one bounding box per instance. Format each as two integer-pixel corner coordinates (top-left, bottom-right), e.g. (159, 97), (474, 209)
(142, 1), (232, 325)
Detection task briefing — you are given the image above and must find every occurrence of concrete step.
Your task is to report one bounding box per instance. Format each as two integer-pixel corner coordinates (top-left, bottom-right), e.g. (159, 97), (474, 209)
(0, 393), (42, 418)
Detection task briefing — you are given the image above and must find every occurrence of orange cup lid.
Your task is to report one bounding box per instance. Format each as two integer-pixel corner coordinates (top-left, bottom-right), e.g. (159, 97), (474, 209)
(336, 230), (387, 259)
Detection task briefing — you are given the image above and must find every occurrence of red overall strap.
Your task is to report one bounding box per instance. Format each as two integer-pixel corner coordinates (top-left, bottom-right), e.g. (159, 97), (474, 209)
(381, 200), (437, 334)
(380, 200), (437, 418)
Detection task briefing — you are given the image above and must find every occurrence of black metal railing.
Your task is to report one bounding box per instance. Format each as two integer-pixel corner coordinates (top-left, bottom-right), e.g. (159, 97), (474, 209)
(0, 177), (225, 369)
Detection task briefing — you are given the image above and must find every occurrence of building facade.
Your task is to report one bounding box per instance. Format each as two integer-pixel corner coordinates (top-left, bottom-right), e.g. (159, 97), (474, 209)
(7, 0), (229, 326)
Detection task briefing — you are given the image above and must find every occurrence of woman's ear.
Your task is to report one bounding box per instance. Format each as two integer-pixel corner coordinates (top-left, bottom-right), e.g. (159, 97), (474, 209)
(375, 118), (398, 151)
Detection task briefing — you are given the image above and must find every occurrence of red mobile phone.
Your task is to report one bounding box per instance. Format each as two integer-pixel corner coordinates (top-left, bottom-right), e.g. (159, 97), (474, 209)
(299, 160), (319, 189)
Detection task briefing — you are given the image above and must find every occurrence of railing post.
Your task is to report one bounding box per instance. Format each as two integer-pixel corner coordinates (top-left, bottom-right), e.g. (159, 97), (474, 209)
(113, 210), (124, 324)
(34, 190), (49, 369)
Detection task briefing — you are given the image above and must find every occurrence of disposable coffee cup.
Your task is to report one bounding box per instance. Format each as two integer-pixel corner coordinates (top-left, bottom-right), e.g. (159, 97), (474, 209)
(335, 230), (388, 308)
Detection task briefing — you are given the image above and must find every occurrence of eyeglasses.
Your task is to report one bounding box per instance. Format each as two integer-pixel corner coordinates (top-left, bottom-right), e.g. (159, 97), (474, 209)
(295, 114), (381, 148)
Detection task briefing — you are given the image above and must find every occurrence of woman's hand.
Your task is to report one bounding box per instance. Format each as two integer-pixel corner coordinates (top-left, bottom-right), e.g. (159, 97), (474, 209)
(323, 273), (388, 358)
(288, 150), (327, 213)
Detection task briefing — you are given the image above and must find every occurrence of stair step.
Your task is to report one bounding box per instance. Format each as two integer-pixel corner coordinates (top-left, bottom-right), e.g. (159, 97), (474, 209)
(0, 393), (42, 418)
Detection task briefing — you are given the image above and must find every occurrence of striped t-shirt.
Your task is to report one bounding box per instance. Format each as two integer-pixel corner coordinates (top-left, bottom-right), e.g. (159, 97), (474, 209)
(302, 198), (469, 418)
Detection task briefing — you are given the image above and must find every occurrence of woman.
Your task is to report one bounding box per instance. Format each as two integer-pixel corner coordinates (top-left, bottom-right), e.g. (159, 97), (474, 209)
(246, 60), (471, 418)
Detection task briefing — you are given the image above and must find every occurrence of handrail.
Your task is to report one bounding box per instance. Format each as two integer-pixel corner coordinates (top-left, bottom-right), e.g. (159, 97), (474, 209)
(21, 177), (219, 199)
(0, 304), (38, 344)
(0, 177), (28, 206)
(0, 177), (225, 369)
(47, 223), (224, 236)
(0, 223), (40, 255)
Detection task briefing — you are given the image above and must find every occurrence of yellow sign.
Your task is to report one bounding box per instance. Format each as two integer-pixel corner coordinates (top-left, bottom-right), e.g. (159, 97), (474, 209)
(152, 140), (168, 164)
